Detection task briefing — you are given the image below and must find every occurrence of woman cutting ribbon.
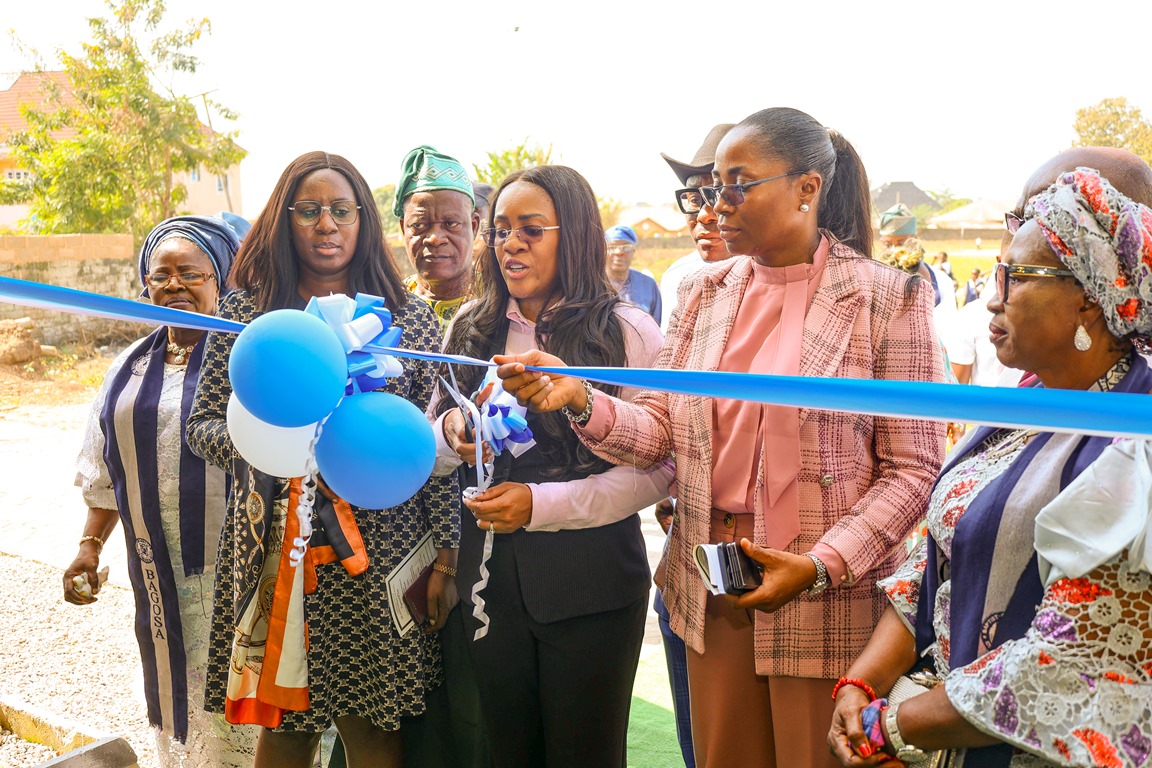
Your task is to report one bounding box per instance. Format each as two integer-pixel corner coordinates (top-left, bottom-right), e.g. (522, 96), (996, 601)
(495, 108), (946, 767)
(433, 164), (670, 767)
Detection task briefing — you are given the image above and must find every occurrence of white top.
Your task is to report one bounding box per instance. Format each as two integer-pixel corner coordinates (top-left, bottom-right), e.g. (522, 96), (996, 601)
(658, 251), (706, 333)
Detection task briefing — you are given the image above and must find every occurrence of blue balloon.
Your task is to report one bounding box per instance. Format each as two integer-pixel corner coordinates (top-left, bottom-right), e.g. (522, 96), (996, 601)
(315, 392), (436, 509)
(229, 309), (347, 428)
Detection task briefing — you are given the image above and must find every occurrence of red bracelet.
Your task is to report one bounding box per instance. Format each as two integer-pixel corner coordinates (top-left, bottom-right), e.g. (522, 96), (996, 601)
(831, 676), (877, 702)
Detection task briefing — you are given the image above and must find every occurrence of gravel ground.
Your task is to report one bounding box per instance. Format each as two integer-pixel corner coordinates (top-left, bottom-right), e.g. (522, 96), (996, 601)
(0, 553), (157, 768)
(0, 727), (58, 768)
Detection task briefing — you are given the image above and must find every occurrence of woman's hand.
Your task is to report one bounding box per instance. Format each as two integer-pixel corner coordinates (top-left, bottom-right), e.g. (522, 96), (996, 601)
(424, 570), (458, 634)
(729, 539), (817, 613)
(63, 548), (101, 605)
(828, 687), (901, 766)
(493, 352), (584, 413)
(443, 384), (494, 466)
(463, 482), (533, 533)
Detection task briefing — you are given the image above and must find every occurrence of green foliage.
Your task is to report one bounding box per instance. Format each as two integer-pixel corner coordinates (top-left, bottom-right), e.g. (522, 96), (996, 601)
(0, 180), (33, 205)
(1073, 97), (1152, 165)
(471, 140), (553, 187)
(7, 0), (246, 238)
(926, 188), (971, 215)
(372, 183), (400, 235)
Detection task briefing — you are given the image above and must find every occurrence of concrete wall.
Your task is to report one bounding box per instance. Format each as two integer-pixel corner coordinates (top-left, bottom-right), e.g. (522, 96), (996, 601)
(0, 234), (146, 346)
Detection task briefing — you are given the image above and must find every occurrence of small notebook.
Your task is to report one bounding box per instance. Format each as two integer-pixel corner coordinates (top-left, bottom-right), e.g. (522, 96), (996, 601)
(386, 531), (436, 637)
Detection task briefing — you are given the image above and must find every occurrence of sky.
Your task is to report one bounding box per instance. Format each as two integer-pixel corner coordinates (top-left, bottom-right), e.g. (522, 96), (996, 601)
(2, 0), (1150, 219)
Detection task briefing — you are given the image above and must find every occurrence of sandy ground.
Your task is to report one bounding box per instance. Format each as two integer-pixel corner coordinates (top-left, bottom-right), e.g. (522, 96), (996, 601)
(0, 363), (671, 767)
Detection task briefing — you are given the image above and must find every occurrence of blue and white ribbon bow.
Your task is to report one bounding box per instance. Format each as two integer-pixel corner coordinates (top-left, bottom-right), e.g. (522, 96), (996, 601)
(305, 293), (404, 392)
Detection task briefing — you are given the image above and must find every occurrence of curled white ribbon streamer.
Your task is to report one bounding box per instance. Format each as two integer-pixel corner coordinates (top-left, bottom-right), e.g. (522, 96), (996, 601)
(289, 414), (328, 567)
(440, 372), (497, 641)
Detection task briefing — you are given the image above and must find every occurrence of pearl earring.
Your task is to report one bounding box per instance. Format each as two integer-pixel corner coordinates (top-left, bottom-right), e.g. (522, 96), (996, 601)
(800, 203), (810, 213)
(1074, 324), (1093, 352)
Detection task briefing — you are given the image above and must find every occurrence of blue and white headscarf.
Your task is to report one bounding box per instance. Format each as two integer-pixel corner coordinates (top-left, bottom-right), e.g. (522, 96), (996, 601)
(138, 215), (241, 296)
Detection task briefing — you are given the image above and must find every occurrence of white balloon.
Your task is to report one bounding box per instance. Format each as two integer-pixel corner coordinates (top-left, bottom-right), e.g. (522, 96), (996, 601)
(226, 393), (317, 478)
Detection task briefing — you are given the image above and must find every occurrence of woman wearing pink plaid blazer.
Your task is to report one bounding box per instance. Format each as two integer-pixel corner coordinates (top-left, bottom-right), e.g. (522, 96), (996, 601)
(496, 107), (946, 767)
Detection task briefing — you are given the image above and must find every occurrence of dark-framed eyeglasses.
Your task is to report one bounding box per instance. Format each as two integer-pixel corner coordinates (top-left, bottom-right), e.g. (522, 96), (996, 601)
(1004, 212), (1029, 234)
(288, 200), (361, 227)
(674, 187), (707, 215)
(701, 171), (805, 208)
(482, 225), (560, 248)
(994, 262), (1076, 303)
(145, 271), (217, 288)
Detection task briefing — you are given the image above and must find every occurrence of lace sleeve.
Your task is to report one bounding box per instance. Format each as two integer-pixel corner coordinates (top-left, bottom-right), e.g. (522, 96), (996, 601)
(877, 534), (929, 634)
(945, 555), (1152, 767)
(74, 343), (139, 509)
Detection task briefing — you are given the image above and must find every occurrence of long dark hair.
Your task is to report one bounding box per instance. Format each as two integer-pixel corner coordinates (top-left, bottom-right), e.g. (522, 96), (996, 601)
(441, 165), (625, 478)
(738, 108), (873, 257)
(230, 151), (408, 312)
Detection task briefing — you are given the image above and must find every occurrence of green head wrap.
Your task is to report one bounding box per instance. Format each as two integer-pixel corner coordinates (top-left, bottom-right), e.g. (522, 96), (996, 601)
(878, 203), (918, 237)
(393, 145), (475, 218)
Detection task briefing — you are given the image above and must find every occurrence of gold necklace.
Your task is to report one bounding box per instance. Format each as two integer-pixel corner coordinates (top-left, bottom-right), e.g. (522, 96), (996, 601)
(166, 336), (197, 365)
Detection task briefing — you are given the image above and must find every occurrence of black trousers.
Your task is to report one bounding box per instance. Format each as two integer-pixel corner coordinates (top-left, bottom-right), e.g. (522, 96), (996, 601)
(400, 603), (494, 768)
(463, 542), (647, 768)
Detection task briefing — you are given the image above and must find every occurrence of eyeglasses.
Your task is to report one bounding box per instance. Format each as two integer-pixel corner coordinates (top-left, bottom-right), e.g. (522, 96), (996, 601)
(674, 187), (706, 215)
(145, 271), (216, 288)
(994, 262), (1075, 303)
(701, 171), (805, 208)
(482, 225), (560, 247)
(1004, 212), (1029, 233)
(606, 244), (635, 255)
(288, 200), (361, 227)
(406, 219), (466, 236)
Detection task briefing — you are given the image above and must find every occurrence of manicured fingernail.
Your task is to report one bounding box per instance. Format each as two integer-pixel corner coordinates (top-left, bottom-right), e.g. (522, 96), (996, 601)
(857, 744), (873, 757)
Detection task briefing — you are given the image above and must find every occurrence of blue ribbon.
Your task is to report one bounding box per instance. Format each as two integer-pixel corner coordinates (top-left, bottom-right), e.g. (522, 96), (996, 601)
(529, 365), (1152, 440)
(0, 275), (246, 334)
(5, 276), (1152, 439)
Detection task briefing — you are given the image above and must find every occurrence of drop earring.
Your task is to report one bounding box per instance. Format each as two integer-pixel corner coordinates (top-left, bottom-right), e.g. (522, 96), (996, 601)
(1074, 324), (1092, 352)
(800, 203), (810, 213)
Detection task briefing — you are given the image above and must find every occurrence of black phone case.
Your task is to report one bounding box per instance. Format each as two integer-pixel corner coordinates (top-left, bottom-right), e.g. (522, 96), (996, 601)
(720, 541), (762, 594)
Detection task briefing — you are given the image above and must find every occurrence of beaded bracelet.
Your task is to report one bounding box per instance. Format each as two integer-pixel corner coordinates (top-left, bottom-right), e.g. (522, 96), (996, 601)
(831, 676), (877, 702)
(78, 535), (105, 554)
(432, 563), (458, 578)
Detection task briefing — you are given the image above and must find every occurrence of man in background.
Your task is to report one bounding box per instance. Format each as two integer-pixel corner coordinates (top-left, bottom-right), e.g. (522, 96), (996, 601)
(605, 224), (661, 324)
(657, 123), (734, 333)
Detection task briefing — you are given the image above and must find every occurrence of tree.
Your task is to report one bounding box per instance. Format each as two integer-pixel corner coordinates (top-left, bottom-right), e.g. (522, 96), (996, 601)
(926, 188), (971, 215)
(473, 141), (621, 229)
(1073, 97), (1152, 165)
(372, 183), (401, 236)
(7, 0), (246, 238)
(472, 140), (553, 187)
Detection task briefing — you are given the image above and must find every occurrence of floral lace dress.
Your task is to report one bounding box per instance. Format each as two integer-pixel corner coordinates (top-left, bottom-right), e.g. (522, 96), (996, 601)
(880, 361), (1152, 768)
(77, 347), (257, 768)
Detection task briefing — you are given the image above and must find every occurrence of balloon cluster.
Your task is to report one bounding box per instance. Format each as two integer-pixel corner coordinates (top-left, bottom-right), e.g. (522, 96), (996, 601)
(226, 294), (436, 511)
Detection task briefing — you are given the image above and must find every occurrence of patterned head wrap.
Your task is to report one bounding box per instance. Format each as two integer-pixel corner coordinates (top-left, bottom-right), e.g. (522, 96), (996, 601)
(393, 145), (474, 218)
(138, 215), (241, 297)
(1027, 167), (1152, 351)
(878, 203), (918, 237)
(605, 225), (638, 244)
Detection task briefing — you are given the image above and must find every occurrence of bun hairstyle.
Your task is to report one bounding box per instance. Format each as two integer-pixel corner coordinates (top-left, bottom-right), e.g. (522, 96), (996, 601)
(738, 108), (873, 257)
